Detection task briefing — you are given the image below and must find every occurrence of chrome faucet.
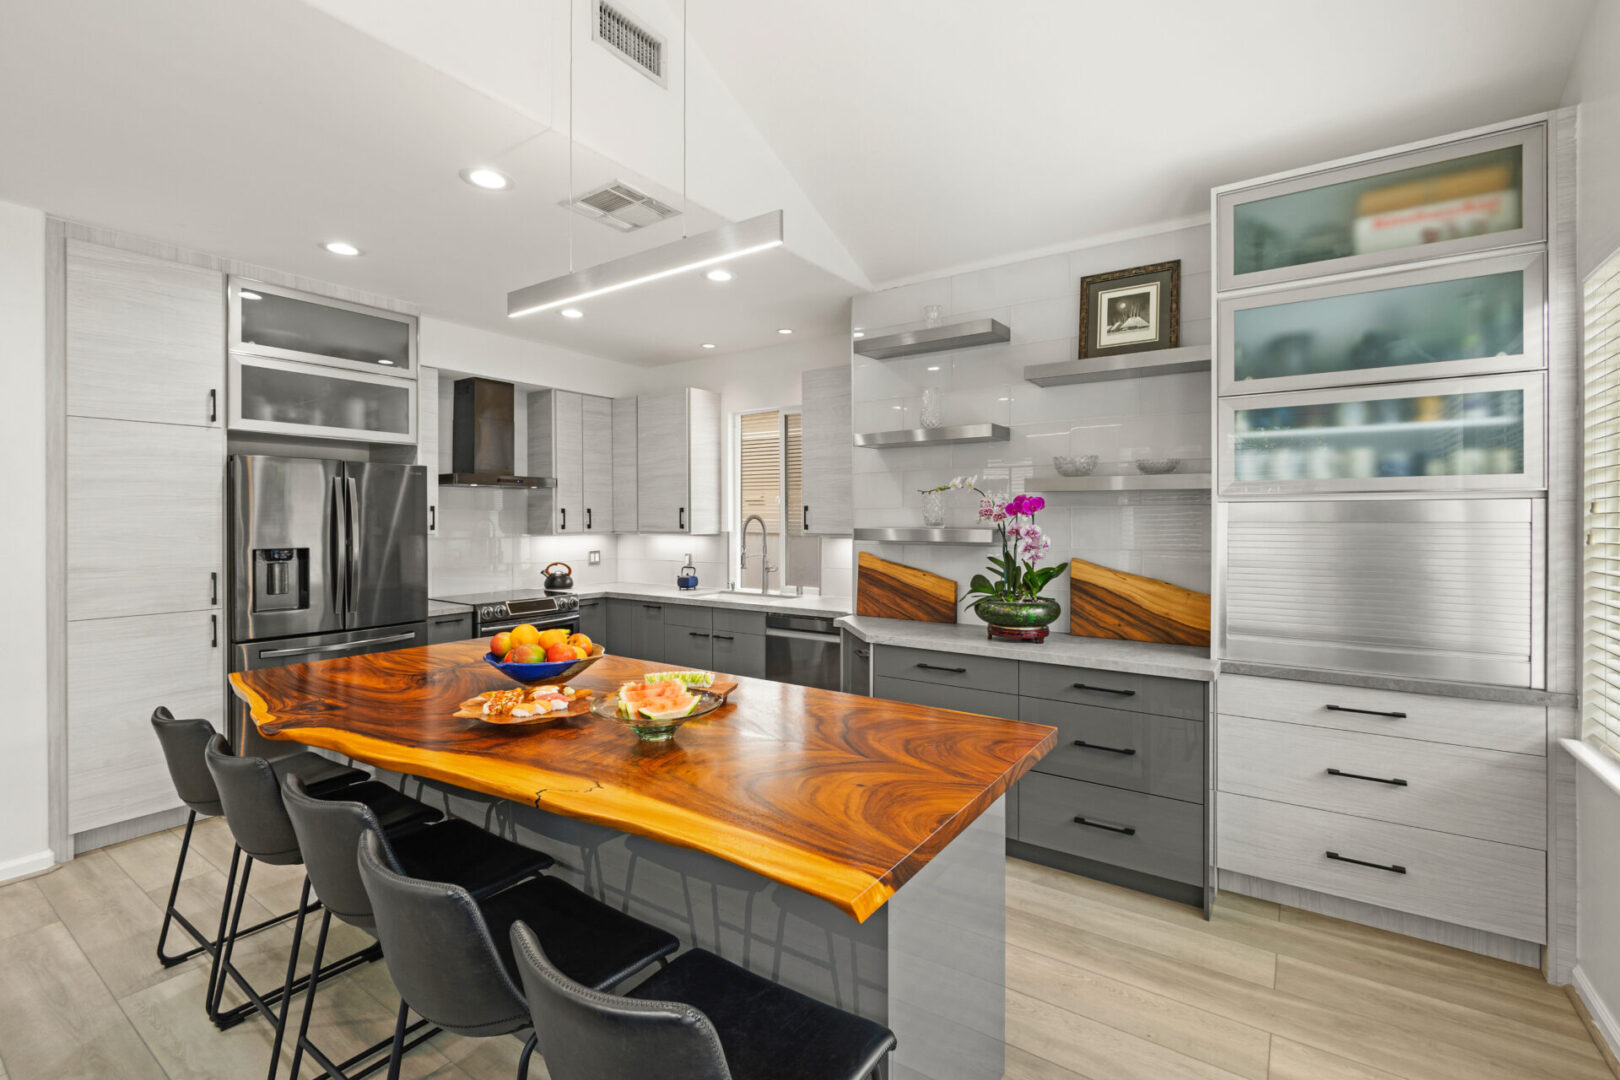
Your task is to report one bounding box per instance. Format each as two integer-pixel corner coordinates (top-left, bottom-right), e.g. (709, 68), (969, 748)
(740, 515), (777, 595)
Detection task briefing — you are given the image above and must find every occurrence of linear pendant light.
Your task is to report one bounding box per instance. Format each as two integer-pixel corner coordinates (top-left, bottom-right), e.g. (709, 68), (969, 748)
(507, 210), (784, 318)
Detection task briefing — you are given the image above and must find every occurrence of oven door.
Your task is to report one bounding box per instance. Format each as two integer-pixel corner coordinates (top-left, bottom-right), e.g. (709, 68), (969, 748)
(479, 614), (581, 638)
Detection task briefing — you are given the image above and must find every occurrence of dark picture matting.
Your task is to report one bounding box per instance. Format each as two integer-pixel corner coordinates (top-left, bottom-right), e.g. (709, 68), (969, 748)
(1078, 259), (1181, 358)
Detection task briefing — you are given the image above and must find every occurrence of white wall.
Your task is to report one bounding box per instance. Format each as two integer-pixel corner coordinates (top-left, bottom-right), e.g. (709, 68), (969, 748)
(0, 200), (53, 878)
(1577, 765), (1620, 1048)
(1563, 0), (1620, 278)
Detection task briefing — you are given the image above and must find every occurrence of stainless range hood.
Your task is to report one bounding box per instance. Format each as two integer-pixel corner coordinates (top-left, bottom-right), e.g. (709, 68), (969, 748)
(439, 377), (556, 489)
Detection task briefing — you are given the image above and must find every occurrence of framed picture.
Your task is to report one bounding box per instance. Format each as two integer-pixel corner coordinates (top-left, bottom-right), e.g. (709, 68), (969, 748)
(1078, 260), (1181, 358)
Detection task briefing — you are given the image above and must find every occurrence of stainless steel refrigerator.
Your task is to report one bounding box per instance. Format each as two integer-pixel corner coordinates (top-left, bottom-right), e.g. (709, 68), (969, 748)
(228, 454), (427, 753)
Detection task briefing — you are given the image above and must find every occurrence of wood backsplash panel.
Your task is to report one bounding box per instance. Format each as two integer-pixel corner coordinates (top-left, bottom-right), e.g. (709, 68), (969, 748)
(857, 552), (957, 623)
(1069, 558), (1210, 647)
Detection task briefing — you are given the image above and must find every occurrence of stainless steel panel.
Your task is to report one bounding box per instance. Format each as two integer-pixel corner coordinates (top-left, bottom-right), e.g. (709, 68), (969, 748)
(1024, 344), (1211, 387)
(344, 463), (427, 631)
(851, 527), (996, 545)
(766, 624), (842, 691)
(853, 318), (1011, 360)
(1222, 499), (1544, 687)
(1218, 251), (1548, 396)
(1215, 123), (1547, 292)
(229, 454), (344, 641)
(853, 423), (1010, 448)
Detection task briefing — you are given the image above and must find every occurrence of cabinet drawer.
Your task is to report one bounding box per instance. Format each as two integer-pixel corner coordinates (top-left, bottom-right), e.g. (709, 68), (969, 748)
(427, 611), (474, 644)
(714, 609), (767, 636)
(1218, 674), (1545, 756)
(873, 645), (1018, 695)
(1019, 662), (1206, 720)
(1019, 773), (1202, 886)
(1217, 793), (1545, 942)
(1020, 698), (1204, 803)
(872, 676), (1016, 720)
(664, 626), (715, 670)
(664, 604), (713, 630)
(1218, 715), (1545, 849)
(711, 630), (766, 680)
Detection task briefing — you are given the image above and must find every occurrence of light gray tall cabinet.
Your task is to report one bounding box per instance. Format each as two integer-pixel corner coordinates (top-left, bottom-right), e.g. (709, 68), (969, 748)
(612, 396), (638, 532)
(64, 240), (225, 838)
(799, 365), (853, 536)
(528, 389), (615, 534)
(636, 387), (722, 534)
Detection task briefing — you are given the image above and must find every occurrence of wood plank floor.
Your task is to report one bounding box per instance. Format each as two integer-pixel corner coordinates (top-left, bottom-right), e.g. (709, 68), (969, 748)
(0, 821), (1608, 1080)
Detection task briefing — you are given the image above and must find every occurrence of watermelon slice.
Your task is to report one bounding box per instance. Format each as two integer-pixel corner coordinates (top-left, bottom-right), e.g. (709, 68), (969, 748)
(644, 670), (714, 688)
(618, 681), (701, 721)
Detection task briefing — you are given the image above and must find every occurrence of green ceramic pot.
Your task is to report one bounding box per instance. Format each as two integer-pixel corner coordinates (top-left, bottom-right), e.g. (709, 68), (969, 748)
(973, 596), (1061, 629)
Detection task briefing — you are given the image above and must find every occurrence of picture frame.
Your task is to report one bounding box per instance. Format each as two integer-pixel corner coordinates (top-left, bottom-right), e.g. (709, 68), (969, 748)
(1078, 259), (1181, 358)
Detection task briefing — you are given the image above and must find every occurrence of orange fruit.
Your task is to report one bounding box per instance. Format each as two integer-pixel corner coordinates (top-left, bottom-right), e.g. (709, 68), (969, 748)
(544, 642), (577, 663)
(509, 624), (541, 648)
(567, 633), (593, 650)
(537, 628), (571, 650)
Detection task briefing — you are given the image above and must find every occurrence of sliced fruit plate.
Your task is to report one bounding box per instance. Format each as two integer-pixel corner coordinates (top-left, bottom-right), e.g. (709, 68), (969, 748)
(588, 680), (727, 741)
(642, 670), (739, 701)
(456, 685), (594, 725)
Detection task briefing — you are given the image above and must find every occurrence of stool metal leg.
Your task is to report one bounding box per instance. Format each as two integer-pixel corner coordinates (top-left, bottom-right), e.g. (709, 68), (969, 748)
(384, 1000), (408, 1080)
(156, 811), (206, 967)
(205, 847), (249, 1026)
(287, 907), (331, 1080)
(265, 875), (312, 1080)
(516, 1033), (538, 1080)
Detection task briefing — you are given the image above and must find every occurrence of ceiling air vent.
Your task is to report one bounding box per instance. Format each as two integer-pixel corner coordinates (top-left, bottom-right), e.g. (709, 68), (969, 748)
(565, 180), (681, 232)
(593, 0), (666, 87)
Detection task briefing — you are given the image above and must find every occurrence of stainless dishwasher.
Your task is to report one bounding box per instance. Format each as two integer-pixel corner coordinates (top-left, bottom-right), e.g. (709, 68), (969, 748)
(765, 613), (842, 690)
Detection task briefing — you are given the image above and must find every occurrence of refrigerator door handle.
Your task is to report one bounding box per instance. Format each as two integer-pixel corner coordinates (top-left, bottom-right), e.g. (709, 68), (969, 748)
(345, 475), (361, 620)
(330, 476), (348, 616)
(257, 631), (418, 659)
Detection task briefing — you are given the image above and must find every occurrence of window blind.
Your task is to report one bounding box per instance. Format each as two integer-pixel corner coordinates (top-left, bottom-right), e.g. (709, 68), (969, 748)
(785, 412), (804, 537)
(740, 410), (782, 527)
(1584, 249), (1620, 755)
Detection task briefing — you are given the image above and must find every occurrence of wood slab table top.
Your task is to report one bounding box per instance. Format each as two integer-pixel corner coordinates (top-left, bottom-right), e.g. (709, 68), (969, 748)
(229, 642), (1056, 922)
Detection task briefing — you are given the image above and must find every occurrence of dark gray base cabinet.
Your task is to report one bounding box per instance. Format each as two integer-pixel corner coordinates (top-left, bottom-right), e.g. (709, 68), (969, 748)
(712, 630), (766, 680)
(603, 599), (766, 676)
(427, 610), (475, 644)
(608, 599), (667, 662)
(576, 597), (607, 643)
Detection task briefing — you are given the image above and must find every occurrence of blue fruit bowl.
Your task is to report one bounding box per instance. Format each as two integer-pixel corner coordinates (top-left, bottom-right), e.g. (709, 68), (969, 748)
(484, 645), (605, 686)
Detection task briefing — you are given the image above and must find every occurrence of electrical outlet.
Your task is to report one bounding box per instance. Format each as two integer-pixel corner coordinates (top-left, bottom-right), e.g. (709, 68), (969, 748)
(588, 550), (601, 565)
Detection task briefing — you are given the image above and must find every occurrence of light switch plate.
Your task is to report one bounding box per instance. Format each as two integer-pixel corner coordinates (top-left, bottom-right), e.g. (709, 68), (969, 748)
(588, 550), (601, 565)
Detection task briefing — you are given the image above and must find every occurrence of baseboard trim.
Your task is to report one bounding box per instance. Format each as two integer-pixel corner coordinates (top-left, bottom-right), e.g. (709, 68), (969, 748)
(1573, 966), (1620, 1078)
(1218, 868), (1543, 968)
(0, 848), (58, 883)
(72, 806), (189, 854)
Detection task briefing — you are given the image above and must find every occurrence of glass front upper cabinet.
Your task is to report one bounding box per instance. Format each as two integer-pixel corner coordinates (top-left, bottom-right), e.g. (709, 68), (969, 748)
(1217, 124), (1545, 291)
(229, 279), (416, 375)
(1219, 250), (1546, 395)
(1219, 372), (1545, 496)
(229, 354), (417, 445)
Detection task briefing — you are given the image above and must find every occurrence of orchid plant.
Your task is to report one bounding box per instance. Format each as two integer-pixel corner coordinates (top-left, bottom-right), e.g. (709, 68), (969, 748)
(963, 491), (1066, 606)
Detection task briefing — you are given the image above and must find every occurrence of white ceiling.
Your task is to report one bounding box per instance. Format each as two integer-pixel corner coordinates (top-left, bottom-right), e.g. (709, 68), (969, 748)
(0, 0), (854, 365)
(689, 0), (1596, 285)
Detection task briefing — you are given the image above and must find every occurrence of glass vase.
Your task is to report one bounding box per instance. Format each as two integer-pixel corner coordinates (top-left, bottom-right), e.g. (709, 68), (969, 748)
(920, 386), (943, 429)
(922, 490), (945, 527)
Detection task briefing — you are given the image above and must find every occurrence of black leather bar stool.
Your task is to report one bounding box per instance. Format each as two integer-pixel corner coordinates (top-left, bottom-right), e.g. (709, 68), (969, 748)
(510, 921), (897, 1080)
(148, 708), (365, 1026)
(279, 773), (556, 1080)
(203, 733), (439, 1077)
(356, 830), (681, 1080)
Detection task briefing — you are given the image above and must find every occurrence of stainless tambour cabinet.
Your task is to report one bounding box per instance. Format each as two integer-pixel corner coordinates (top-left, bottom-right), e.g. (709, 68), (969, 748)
(1222, 498), (1545, 686)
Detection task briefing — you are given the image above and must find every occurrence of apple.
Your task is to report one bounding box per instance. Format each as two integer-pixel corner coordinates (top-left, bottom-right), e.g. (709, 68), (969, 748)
(507, 643), (545, 664)
(544, 642), (577, 663)
(490, 631), (514, 659)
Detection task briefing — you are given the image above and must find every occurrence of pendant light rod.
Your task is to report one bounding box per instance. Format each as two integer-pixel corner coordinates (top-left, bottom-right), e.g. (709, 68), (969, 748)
(508, 210), (783, 317)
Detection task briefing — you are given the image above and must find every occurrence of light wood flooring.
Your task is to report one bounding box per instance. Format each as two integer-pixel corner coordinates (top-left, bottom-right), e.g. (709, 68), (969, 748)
(0, 819), (1610, 1080)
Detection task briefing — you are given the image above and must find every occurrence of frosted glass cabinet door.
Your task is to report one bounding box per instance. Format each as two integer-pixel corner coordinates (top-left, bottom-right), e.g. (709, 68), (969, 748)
(230, 279), (415, 374)
(1220, 372), (1545, 496)
(1219, 251), (1546, 394)
(229, 354), (416, 444)
(1217, 124), (1545, 291)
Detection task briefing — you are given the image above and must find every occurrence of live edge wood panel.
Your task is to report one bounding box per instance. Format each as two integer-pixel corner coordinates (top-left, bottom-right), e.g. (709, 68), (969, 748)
(857, 553), (957, 623)
(231, 643), (1056, 921)
(1069, 558), (1211, 648)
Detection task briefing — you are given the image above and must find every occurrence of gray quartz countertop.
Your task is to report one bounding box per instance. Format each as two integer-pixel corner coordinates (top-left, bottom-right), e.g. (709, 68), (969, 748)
(571, 582), (852, 618)
(837, 616), (1215, 681)
(1219, 660), (1576, 708)
(427, 598), (475, 617)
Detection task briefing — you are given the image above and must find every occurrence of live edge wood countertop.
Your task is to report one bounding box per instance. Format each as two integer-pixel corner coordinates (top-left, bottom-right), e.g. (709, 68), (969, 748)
(229, 641), (1056, 923)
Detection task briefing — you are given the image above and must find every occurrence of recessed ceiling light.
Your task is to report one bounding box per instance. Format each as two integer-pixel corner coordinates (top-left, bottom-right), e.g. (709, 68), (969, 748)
(323, 241), (362, 257)
(377, 358), (396, 366)
(460, 166), (512, 191)
(560, 308), (584, 319)
(777, 328), (793, 335)
(705, 268), (733, 282)
(926, 365), (940, 372)
(240, 290), (262, 301)
(701, 343), (716, 349)
(852, 330), (865, 338)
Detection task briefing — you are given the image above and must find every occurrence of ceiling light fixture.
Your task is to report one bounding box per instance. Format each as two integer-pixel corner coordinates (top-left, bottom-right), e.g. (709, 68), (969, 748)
(323, 241), (362, 257)
(777, 327), (793, 335)
(560, 308), (584, 319)
(240, 290), (262, 301)
(460, 166), (512, 191)
(705, 268), (733, 282)
(926, 365), (940, 372)
(701, 343), (716, 349)
(507, 0), (785, 319)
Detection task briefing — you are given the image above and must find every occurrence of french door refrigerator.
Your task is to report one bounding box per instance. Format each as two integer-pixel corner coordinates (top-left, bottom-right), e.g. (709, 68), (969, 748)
(228, 454), (427, 753)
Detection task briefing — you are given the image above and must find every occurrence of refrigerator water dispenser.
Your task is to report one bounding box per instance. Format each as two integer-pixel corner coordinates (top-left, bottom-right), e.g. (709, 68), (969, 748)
(253, 548), (308, 613)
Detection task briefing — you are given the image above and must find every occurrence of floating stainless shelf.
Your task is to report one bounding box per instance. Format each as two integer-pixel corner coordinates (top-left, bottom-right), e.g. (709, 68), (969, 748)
(853, 423), (1010, 448)
(1024, 344), (1211, 387)
(1027, 473), (1213, 492)
(855, 318), (1011, 360)
(853, 527), (996, 545)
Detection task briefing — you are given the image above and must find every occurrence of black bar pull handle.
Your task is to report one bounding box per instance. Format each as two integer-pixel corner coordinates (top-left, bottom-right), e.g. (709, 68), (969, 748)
(916, 663), (968, 673)
(432, 616), (465, 625)
(210, 614), (218, 648)
(429, 505), (436, 531)
(803, 505), (809, 530)
(643, 604), (662, 611)
(208, 388), (217, 423)
(712, 634), (734, 641)
(855, 648), (870, 659)
(1072, 682), (1136, 697)
(1073, 815), (1135, 836)
(689, 631), (711, 639)
(560, 508), (566, 530)
(679, 507), (686, 530)
(1325, 704), (1407, 719)
(1326, 850), (1406, 874)
(210, 571), (218, 606)
(586, 507), (592, 530)
(1326, 767), (1408, 787)
(1073, 739), (1136, 756)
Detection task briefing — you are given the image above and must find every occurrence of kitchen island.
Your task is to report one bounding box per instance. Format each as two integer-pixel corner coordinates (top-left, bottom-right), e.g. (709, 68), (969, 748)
(230, 641), (1055, 1079)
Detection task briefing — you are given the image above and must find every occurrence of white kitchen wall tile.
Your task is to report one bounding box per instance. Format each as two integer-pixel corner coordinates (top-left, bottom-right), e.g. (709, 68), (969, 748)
(820, 537), (854, 570)
(851, 279), (953, 332)
(1009, 294), (1080, 345)
(949, 254), (1069, 312)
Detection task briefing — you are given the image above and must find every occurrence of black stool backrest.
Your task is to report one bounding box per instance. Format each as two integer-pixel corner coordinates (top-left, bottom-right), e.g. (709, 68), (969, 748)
(509, 921), (731, 1080)
(150, 708), (224, 817)
(282, 773), (385, 931)
(356, 831), (529, 1038)
(203, 733), (303, 865)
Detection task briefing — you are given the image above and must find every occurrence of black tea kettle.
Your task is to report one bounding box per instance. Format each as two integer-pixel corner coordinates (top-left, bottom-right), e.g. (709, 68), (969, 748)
(543, 562), (574, 594)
